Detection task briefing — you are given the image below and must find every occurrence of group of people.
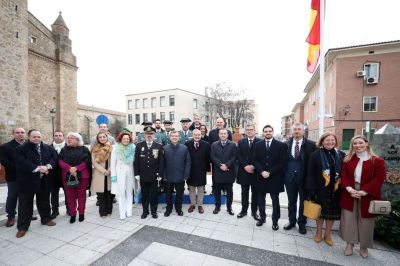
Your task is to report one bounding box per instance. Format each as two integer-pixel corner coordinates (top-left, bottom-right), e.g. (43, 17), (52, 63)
(0, 115), (386, 259)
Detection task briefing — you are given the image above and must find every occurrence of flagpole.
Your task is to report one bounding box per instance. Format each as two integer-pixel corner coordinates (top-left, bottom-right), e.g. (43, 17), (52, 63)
(318, 0), (325, 137)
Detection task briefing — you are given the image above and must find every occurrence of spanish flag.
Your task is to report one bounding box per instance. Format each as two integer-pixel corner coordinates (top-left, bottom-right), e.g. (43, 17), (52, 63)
(306, 0), (320, 73)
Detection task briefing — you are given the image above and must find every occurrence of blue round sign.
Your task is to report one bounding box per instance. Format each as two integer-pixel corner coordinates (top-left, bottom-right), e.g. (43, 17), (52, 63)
(96, 114), (109, 126)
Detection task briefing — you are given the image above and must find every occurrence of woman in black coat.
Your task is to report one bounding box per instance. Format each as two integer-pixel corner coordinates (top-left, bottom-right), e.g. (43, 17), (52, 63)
(185, 130), (211, 214)
(199, 124), (209, 143)
(306, 132), (346, 247)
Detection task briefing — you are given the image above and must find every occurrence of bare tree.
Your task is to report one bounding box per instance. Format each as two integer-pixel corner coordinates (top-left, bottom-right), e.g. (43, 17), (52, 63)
(203, 83), (255, 130)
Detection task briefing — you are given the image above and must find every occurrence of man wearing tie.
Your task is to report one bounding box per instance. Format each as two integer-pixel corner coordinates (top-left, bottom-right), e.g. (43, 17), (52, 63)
(210, 128), (237, 215)
(253, 125), (287, 230)
(13, 130), (58, 238)
(283, 122), (316, 234)
(134, 127), (164, 219)
(162, 120), (173, 145)
(178, 118), (193, 144)
(236, 125), (261, 220)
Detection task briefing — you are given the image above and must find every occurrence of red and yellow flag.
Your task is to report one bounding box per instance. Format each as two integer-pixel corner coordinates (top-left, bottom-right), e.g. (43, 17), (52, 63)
(306, 0), (320, 73)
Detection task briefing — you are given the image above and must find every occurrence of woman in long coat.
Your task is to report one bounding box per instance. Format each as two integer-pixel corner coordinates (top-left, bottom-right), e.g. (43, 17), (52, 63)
(306, 132), (345, 246)
(339, 135), (386, 258)
(110, 132), (137, 220)
(90, 132), (113, 217)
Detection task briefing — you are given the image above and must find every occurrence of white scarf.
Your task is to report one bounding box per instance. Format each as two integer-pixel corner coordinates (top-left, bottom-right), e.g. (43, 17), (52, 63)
(52, 141), (65, 154)
(355, 151), (370, 183)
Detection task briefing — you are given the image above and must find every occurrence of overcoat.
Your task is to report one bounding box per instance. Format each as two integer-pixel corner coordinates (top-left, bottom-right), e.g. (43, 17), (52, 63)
(185, 140), (211, 186)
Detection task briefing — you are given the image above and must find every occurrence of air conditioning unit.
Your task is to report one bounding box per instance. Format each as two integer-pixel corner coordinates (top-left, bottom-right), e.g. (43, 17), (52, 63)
(366, 77), (378, 85)
(356, 70), (365, 77)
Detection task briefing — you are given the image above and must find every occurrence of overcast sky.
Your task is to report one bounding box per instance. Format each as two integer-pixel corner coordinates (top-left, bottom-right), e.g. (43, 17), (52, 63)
(28, 0), (400, 132)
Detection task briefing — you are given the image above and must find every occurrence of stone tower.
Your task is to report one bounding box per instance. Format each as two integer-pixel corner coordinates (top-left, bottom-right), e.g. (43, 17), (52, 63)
(51, 12), (78, 136)
(0, 0), (29, 143)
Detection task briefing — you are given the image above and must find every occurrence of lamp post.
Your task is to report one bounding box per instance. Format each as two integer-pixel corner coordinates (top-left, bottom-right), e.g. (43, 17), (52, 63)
(50, 108), (56, 140)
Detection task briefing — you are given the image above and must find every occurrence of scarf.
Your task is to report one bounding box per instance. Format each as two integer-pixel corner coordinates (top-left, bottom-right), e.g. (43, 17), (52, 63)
(92, 142), (112, 163)
(52, 141), (65, 154)
(116, 143), (135, 165)
(319, 147), (342, 192)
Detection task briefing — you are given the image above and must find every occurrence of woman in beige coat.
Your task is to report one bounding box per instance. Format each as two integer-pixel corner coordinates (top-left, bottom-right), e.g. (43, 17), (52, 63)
(90, 132), (113, 217)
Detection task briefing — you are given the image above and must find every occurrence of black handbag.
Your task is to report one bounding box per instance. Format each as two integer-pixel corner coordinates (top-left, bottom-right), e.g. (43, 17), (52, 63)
(66, 172), (81, 188)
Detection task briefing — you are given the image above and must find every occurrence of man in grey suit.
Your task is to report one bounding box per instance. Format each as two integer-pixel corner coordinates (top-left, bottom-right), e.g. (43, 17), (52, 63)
(210, 128), (237, 215)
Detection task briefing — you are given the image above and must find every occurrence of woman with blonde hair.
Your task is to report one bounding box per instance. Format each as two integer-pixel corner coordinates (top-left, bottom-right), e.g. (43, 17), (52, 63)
(339, 135), (386, 258)
(90, 132), (113, 217)
(306, 132), (346, 246)
(110, 132), (136, 219)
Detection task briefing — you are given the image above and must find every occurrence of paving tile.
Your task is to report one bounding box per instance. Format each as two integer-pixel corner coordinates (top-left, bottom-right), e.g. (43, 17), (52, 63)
(250, 238), (274, 251)
(273, 241), (299, 256)
(198, 220), (218, 230)
(273, 232), (295, 244)
(48, 243), (101, 265)
(21, 233), (66, 254)
(127, 258), (158, 266)
(38, 226), (84, 242)
(191, 227), (213, 238)
(88, 226), (129, 240)
(70, 233), (118, 253)
(202, 255), (239, 266)
(2, 243), (43, 266)
(297, 245), (324, 262)
(173, 223), (196, 234)
(29, 255), (74, 266)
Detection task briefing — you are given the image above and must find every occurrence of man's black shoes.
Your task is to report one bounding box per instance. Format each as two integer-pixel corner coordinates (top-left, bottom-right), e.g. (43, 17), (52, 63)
(299, 225), (307, 235)
(272, 222), (279, 231)
(283, 223), (296, 230)
(237, 212), (247, 218)
(256, 219), (266, 227)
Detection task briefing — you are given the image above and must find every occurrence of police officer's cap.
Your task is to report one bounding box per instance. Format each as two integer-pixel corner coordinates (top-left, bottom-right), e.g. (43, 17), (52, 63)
(144, 126), (156, 134)
(163, 120), (173, 125)
(180, 118), (191, 123)
(141, 121), (153, 126)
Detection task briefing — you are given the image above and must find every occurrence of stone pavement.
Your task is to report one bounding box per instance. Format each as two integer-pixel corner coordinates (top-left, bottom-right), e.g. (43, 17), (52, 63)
(0, 184), (399, 266)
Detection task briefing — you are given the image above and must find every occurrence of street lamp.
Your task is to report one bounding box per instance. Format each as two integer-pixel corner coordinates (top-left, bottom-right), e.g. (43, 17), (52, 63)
(50, 108), (56, 140)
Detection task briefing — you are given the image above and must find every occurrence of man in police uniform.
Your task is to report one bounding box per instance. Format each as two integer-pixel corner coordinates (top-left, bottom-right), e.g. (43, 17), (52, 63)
(163, 120), (173, 145)
(134, 126), (164, 219)
(137, 122), (167, 145)
(178, 118), (193, 144)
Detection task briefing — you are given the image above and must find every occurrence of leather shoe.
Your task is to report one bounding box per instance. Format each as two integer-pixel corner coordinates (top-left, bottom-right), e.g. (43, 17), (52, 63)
(213, 207), (220, 214)
(324, 237), (333, 246)
(70, 215), (76, 224)
(227, 209), (234, 216)
(272, 223), (279, 231)
(177, 210), (184, 216)
(31, 216), (38, 221)
(256, 219), (266, 226)
(141, 213), (148, 219)
(188, 204), (195, 213)
(152, 213), (158, 219)
(251, 212), (260, 221)
(43, 220), (56, 226)
(16, 230), (26, 238)
(198, 206), (204, 214)
(79, 214), (84, 222)
(237, 212), (247, 218)
(50, 211), (59, 219)
(164, 210), (171, 217)
(5, 218), (15, 227)
(284, 223), (296, 230)
(298, 225), (307, 235)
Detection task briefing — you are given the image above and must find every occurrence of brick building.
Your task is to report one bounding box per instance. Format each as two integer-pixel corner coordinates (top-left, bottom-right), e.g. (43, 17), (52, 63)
(283, 40), (400, 149)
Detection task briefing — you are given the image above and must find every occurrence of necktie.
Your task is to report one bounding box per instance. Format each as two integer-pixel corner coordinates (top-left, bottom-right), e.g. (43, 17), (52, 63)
(195, 142), (199, 150)
(184, 131), (187, 137)
(249, 139), (253, 148)
(294, 141), (300, 159)
(266, 141), (270, 151)
(147, 142), (151, 149)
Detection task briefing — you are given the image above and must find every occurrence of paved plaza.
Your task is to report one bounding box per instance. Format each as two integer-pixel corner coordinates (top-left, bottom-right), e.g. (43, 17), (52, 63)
(0, 183), (398, 266)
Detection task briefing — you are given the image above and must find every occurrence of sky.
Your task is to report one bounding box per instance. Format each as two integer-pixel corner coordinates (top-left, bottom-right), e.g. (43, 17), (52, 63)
(28, 0), (400, 132)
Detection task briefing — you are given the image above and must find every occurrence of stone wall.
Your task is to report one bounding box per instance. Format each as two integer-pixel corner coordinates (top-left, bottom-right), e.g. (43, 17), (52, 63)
(0, 0), (29, 144)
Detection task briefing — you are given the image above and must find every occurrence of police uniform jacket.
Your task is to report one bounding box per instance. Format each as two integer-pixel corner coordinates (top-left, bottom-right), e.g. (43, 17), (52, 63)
(134, 141), (164, 182)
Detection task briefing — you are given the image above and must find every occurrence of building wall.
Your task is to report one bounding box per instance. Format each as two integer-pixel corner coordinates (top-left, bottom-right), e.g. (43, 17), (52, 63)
(0, 0), (29, 144)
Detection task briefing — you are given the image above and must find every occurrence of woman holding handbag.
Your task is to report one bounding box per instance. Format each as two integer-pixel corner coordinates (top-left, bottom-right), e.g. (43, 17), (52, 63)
(306, 132), (346, 246)
(339, 135), (386, 258)
(110, 132), (137, 220)
(59, 133), (91, 223)
(90, 132), (113, 217)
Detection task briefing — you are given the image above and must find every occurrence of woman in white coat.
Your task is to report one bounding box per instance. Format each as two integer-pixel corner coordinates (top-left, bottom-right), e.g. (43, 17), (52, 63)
(111, 132), (137, 219)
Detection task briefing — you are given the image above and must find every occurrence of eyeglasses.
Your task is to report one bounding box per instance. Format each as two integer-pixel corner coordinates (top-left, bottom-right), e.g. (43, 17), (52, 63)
(14, 132), (25, 134)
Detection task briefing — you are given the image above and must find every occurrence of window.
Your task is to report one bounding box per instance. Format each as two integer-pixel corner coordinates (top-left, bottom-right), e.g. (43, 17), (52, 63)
(128, 100), (133, 110)
(30, 36), (37, 44)
(169, 95), (175, 106)
(205, 115), (209, 123)
(169, 111), (175, 123)
(363, 96), (377, 112)
(135, 99), (140, 109)
(193, 99), (198, 109)
(160, 96), (165, 107)
(160, 112), (165, 122)
(151, 97), (156, 108)
(128, 114), (132, 125)
(151, 112), (156, 123)
(135, 114), (140, 125)
(364, 62), (380, 84)
(143, 113), (148, 122)
(143, 98), (148, 108)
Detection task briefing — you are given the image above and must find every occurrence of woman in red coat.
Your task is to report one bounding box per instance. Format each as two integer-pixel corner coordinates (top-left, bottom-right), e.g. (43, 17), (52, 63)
(339, 135), (386, 258)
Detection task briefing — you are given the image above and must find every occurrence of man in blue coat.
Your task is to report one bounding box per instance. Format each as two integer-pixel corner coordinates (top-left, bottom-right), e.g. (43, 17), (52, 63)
(163, 131), (191, 216)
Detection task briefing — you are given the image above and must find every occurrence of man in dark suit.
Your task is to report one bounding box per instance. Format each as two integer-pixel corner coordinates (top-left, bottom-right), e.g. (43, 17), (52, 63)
(185, 129), (211, 214)
(154, 119), (165, 133)
(283, 122), (316, 234)
(134, 127), (164, 219)
(210, 128), (237, 215)
(208, 117), (232, 145)
(0, 127), (32, 227)
(14, 129), (58, 238)
(253, 125), (287, 230)
(189, 114), (202, 131)
(236, 125), (261, 220)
